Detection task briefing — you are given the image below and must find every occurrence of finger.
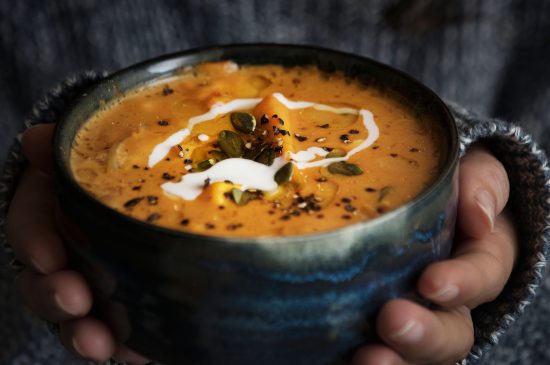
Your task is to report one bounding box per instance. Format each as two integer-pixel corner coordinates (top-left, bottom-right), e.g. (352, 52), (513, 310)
(353, 344), (409, 365)
(458, 145), (510, 239)
(113, 344), (152, 365)
(21, 123), (55, 174)
(16, 269), (92, 323)
(419, 210), (517, 308)
(59, 317), (117, 362)
(5, 166), (67, 274)
(377, 299), (473, 365)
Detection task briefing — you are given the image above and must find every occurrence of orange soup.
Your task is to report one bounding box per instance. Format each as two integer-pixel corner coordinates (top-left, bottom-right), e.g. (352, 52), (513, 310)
(70, 61), (443, 236)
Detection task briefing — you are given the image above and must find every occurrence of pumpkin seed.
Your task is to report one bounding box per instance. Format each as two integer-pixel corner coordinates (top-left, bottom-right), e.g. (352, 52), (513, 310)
(255, 147), (275, 166)
(230, 112), (256, 134)
(218, 130), (244, 157)
(275, 162), (294, 184)
(327, 161), (363, 176)
(196, 159), (215, 171)
(231, 188), (256, 206)
(326, 149), (346, 158)
(244, 143), (267, 160)
(378, 186), (394, 202)
(208, 150), (228, 161)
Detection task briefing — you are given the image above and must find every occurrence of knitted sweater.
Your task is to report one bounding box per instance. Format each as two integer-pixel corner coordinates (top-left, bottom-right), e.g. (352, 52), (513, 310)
(1, 1), (550, 364)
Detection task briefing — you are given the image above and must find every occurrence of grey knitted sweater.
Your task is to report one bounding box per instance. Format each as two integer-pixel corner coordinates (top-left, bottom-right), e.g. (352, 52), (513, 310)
(1, 1), (550, 364)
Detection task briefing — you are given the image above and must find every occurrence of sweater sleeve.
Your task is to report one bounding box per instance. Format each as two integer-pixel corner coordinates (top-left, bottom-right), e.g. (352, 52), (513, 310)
(0, 76), (548, 365)
(447, 102), (550, 365)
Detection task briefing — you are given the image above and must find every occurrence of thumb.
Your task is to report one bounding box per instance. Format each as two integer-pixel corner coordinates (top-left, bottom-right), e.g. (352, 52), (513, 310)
(458, 145), (510, 239)
(21, 123), (55, 175)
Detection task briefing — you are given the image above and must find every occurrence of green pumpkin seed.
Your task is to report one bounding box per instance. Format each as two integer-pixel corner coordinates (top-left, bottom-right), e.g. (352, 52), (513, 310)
(208, 150), (228, 161)
(230, 112), (256, 134)
(378, 186), (394, 202)
(244, 143), (267, 160)
(327, 161), (363, 176)
(255, 147), (275, 166)
(218, 130), (244, 157)
(326, 149), (346, 158)
(274, 162), (294, 184)
(231, 188), (255, 206)
(196, 159), (215, 171)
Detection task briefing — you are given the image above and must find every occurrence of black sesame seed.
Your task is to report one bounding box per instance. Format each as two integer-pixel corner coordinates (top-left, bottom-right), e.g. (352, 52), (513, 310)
(260, 114), (269, 124)
(377, 207), (385, 214)
(162, 86), (174, 95)
(341, 197), (352, 203)
(280, 214), (291, 221)
(146, 213), (161, 223)
(158, 120), (169, 126)
(124, 197), (144, 209)
(205, 223), (215, 229)
(204, 177), (211, 187)
(184, 159), (193, 164)
(316, 177), (328, 182)
(162, 172), (175, 180)
(180, 218), (190, 226)
(272, 114), (278, 118)
(132, 186), (142, 191)
(219, 205), (225, 210)
(340, 134), (350, 141)
(349, 129), (360, 134)
(132, 165), (140, 169)
(268, 210), (275, 215)
(294, 134), (308, 142)
(365, 187), (377, 192)
(147, 196), (158, 205)
(317, 214), (325, 219)
(279, 118), (285, 125)
(390, 153), (398, 157)
(226, 223), (243, 231)
(344, 204), (356, 212)
(319, 123), (330, 128)
(410, 147), (419, 152)
(341, 214), (352, 220)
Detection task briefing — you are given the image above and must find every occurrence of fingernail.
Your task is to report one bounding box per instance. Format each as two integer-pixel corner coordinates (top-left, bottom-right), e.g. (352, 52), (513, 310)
(429, 285), (459, 302)
(72, 336), (86, 357)
(54, 293), (77, 316)
(29, 257), (48, 274)
(475, 190), (495, 231)
(390, 319), (424, 344)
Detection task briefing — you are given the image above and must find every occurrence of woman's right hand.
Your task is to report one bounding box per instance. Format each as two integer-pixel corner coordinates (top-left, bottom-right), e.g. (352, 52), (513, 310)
(5, 124), (148, 364)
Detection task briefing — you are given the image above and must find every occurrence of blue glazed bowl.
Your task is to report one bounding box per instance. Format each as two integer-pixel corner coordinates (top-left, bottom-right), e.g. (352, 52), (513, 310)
(53, 44), (459, 365)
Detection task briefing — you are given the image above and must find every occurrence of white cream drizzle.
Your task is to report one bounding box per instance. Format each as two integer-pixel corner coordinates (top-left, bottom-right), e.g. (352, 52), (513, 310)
(147, 93), (379, 201)
(289, 147), (329, 162)
(148, 129), (190, 167)
(198, 134), (209, 141)
(162, 157), (287, 200)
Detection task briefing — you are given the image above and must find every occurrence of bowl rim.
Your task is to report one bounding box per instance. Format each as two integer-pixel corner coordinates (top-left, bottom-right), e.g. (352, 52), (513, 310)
(53, 43), (459, 245)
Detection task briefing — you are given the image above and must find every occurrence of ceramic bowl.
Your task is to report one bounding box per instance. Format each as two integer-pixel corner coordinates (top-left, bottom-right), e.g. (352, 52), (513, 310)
(53, 44), (459, 365)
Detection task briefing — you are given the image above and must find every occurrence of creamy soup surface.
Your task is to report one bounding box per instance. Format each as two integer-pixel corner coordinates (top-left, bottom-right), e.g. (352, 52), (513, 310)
(71, 61), (444, 237)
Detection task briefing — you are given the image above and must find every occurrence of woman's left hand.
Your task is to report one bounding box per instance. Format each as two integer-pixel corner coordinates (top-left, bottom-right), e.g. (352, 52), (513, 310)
(353, 145), (517, 365)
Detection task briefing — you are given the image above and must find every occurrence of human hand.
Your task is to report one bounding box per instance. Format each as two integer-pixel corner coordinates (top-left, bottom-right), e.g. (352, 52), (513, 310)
(5, 124), (150, 364)
(353, 145), (516, 364)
